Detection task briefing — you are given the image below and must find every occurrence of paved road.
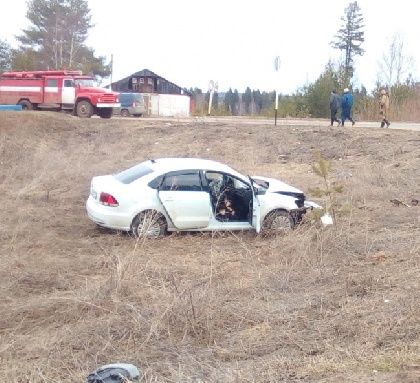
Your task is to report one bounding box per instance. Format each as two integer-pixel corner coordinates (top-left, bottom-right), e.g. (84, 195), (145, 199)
(270, 118), (420, 131)
(141, 116), (420, 132)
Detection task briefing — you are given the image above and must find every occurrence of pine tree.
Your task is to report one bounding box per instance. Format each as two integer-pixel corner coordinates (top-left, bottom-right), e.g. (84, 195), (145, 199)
(252, 90), (263, 113)
(231, 90), (239, 116)
(0, 40), (13, 73)
(224, 88), (233, 114)
(306, 62), (341, 118)
(242, 87), (252, 114)
(330, 1), (365, 78)
(14, 0), (110, 78)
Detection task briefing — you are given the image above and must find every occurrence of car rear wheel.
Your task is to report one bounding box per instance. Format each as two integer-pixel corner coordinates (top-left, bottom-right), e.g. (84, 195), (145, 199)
(131, 211), (167, 238)
(120, 109), (130, 117)
(262, 210), (294, 235)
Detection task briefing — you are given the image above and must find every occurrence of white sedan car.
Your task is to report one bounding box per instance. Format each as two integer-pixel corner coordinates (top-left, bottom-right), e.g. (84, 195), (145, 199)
(86, 157), (322, 237)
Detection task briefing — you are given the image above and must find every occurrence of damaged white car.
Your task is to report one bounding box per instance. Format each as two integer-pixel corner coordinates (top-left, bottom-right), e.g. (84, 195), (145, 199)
(86, 157), (322, 237)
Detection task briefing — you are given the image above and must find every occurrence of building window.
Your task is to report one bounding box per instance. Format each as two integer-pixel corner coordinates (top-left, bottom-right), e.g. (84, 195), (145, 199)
(139, 78), (144, 84)
(148, 78), (153, 85)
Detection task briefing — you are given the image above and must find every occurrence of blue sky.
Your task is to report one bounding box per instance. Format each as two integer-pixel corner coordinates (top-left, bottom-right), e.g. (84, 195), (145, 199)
(1, 0), (419, 94)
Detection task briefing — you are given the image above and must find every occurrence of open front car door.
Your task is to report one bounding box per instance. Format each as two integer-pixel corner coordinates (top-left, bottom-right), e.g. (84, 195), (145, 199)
(249, 176), (261, 233)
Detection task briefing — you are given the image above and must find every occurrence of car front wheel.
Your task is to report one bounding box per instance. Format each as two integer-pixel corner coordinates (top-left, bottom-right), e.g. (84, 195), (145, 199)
(262, 210), (294, 235)
(131, 211), (167, 238)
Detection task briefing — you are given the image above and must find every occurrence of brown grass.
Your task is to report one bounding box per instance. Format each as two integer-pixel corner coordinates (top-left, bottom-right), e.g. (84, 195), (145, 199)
(0, 112), (420, 382)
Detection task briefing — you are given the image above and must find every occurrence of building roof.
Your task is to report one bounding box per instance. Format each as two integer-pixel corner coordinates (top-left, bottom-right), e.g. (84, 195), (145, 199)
(112, 68), (191, 95)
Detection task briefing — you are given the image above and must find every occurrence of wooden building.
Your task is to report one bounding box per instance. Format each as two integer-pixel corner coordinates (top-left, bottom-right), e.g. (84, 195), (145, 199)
(111, 69), (192, 117)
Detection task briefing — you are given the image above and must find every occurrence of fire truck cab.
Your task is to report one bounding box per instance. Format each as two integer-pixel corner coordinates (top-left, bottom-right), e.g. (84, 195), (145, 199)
(0, 70), (120, 118)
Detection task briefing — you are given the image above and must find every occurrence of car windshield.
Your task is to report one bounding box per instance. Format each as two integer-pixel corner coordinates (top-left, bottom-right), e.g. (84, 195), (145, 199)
(114, 163), (154, 184)
(75, 78), (95, 87)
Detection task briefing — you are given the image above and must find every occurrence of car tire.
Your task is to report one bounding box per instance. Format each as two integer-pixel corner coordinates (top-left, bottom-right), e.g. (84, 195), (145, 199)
(131, 211), (167, 238)
(120, 109), (130, 117)
(262, 210), (294, 235)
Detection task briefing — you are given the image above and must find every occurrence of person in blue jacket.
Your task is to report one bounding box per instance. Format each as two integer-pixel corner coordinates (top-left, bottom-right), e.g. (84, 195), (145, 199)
(341, 88), (355, 126)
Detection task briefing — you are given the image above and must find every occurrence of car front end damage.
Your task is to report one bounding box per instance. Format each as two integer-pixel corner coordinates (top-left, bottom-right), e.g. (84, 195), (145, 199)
(252, 176), (323, 225)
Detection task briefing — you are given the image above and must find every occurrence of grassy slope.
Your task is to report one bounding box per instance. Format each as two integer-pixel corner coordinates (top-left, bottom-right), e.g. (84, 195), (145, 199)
(0, 112), (419, 382)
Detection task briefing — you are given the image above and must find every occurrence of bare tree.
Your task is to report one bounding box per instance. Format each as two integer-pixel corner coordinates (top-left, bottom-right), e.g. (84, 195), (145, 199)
(377, 32), (414, 87)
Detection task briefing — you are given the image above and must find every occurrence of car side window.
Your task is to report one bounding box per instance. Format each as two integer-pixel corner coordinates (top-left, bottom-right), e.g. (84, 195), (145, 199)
(148, 175), (163, 189)
(161, 174), (179, 191)
(160, 171), (203, 191)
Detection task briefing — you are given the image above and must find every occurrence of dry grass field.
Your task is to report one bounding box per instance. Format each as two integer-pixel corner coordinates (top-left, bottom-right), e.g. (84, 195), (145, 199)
(1, 111), (420, 383)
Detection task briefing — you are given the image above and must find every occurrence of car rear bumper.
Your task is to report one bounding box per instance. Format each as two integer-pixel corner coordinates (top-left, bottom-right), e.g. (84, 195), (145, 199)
(86, 196), (131, 231)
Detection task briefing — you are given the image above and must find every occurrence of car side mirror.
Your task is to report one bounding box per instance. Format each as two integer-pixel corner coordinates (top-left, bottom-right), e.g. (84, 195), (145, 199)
(254, 186), (266, 196)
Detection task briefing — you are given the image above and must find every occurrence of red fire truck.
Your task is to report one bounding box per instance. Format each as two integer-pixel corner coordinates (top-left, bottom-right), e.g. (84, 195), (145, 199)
(0, 70), (120, 118)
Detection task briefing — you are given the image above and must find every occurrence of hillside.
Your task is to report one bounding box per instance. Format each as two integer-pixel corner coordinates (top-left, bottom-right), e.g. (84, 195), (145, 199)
(0, 111), (419, 382)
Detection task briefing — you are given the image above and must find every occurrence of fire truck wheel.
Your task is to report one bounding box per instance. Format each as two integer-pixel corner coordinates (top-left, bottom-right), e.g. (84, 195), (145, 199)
(76, 100), (93, 118)
(18, 100), (33, 110)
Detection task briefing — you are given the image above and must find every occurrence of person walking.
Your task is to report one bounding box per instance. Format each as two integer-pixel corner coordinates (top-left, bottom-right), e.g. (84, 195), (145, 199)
(341, 88), (355, 127)
(329, 90), (341, 126)
(379, 88), (391, 128)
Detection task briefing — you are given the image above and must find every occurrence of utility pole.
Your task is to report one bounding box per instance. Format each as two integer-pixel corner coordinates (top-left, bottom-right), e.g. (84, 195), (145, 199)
(274, 56), (281, 126)
(207, 80), (218, 116)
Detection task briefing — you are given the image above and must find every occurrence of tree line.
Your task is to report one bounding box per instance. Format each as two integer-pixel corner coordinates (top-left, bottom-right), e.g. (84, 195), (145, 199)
(1, 1), (419, 121)
(189, 60), (419, 122)
(188, 1), (419, 121)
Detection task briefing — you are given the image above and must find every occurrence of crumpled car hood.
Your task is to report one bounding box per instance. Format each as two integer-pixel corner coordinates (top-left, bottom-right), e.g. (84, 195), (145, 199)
(252, 175), (323, 210)
(252, 176), (304, 194)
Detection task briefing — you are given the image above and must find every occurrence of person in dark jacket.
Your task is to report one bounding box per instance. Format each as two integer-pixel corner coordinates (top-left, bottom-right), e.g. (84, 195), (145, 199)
(329, 90), (341, 126)
(341, 88), (355, 127)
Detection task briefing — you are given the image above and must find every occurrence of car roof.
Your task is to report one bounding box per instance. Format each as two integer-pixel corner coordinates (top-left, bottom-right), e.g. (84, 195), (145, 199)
(146, 157), (243, 176)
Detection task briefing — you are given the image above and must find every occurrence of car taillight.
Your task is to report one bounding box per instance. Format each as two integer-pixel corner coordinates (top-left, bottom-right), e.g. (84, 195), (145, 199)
(99, 192), (119, 207)
(132, 101), (135, 107)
